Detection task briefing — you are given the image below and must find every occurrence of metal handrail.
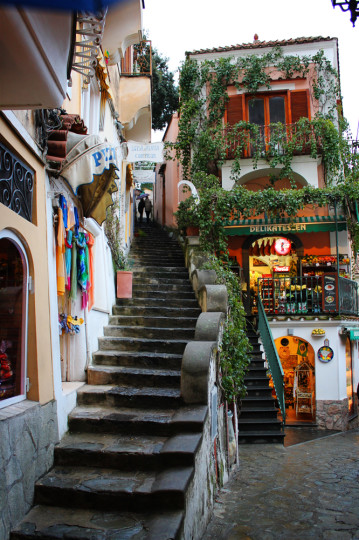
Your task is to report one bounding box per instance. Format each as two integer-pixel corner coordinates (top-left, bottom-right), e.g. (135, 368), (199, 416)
(257, 295), (286, 424)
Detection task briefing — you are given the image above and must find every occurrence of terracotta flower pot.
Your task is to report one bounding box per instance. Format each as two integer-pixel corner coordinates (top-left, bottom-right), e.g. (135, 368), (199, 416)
(116, 270), (133, 298)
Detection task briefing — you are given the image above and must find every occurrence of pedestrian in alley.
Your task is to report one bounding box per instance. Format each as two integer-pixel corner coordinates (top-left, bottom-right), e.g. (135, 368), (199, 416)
(145, 196), (152, 223)
(138, 197), (145, 223)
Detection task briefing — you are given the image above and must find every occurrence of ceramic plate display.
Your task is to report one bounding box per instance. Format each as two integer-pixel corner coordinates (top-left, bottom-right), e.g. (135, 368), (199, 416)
(317, 346), (334, 363)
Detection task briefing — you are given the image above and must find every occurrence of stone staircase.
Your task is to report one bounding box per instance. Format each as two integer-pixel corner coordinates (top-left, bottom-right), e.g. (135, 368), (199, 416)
(11, 223), (206, 540)
(237, 319), (285, 444)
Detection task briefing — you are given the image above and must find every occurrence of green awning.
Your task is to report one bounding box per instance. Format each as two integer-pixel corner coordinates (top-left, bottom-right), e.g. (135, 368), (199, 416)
(224, 215), (347, 236)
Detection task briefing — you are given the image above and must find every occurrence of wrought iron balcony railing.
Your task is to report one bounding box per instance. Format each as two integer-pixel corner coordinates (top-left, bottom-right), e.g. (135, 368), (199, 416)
(224, 123), (323, 160)
(254, 275), (358, 317)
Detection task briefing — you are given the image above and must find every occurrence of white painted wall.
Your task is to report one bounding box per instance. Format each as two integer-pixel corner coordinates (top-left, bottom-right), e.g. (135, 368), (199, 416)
(269, 320), (359, 403)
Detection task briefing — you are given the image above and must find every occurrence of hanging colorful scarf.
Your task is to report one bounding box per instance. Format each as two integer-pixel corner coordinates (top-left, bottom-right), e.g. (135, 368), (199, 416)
(87, 232), (95, 311)
(70, 236), (77, 300)
(56, 207), (66, 295)
(74, 207), (80, 238)
(59, 195), (68, 230)
(65, 229), (73, 291)
(77, 232), (89, 308)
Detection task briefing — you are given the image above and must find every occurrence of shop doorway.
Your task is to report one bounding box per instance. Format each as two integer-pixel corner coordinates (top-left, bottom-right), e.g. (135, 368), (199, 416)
(274, 336), (316, 425)
(0, 232), (29, 408)
(249, 236), (298, 312)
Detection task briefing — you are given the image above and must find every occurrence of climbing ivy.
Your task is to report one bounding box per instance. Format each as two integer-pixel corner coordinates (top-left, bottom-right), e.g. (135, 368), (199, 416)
(170, 45), (359, 403)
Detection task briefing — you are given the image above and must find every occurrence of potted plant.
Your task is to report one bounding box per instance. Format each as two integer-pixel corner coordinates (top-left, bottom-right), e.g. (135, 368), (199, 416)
(105, 204), (133, 298)
(175, 196), (200, 237)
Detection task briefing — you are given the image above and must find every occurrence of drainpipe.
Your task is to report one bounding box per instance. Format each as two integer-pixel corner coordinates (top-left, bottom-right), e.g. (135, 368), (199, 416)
(334, 200), (340, 316)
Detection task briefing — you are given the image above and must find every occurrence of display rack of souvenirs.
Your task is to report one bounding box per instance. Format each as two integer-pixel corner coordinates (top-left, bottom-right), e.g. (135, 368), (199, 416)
(0, 340), (15, 400)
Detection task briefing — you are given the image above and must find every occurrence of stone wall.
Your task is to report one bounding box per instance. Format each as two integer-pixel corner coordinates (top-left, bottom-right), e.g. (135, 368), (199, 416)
(316, 398), (359, 431)
(0, 400), (58, 540)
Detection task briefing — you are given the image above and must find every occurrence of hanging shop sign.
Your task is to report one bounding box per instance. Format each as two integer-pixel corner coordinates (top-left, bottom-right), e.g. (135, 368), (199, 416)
(133, 170), (156, 183)
(349, 328), (359, 340)
(274, 238), (291, 256)
(273, 266), (290, 273)
(59, 134), (119, 225)
(317, 346), (334, 363)
(125, 141), (164, 163)
(224, 216), (347, 236)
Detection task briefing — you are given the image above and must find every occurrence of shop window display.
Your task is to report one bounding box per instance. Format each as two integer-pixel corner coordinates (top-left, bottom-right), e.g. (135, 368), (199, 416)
(0, 238), (26, 404)
(274, 336), (315, 424)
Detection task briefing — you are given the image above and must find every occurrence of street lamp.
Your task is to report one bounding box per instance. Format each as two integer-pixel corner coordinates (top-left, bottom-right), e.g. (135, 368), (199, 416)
(332, 0), (359, 26)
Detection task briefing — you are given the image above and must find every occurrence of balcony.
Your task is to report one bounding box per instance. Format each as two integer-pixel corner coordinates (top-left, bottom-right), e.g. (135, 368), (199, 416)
(121, 40), (152, 76)
(224, 123), (323, 160)
(255, 276), (359, 317)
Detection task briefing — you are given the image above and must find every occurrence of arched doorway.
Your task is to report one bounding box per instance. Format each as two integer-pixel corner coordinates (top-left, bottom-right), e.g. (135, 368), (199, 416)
(274, 335), (315, 424)
(0, 231), (29, 408)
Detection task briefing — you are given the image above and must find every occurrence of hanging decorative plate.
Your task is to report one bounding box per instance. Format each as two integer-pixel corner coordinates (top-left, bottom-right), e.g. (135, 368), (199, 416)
(317, 346), (334, 363)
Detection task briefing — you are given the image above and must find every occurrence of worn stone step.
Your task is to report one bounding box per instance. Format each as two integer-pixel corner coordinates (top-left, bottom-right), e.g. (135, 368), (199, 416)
(244, 375), (271, 387)
(77, 384), (182, 409)
(68, 404), (208, 436)
(133, 266), (188, 273)
(104, 325), (196, 340)
(245, 386), (274, 398)
(132, 276), (191, 287)
(34, 465), (194, 512)
(87, 365), (181, 387)
(237, 430), (285, 444)
(92, 350), (183, 370)
(54, 432), (202, 470)
(132, 288), (196, 299)
(238, 407), (279, 420)
(240, 396), (277, 409)
(116, 297), (199, 308)
(98, 336), (189, 354)
(108, 315), (198, 328)
(10, 505), (184, 540)
(237, 418), (283, 431)
(112, 305), (201, 318)
(132, 282), (193, 292)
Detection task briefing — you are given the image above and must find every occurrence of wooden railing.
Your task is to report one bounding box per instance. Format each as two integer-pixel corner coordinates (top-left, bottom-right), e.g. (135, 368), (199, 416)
(224, 123), (322, 160)
(255, 276), (359, 317)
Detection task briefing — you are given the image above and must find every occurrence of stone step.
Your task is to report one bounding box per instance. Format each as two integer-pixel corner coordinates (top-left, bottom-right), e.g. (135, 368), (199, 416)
(68, 404), (208, 436)
(237, 418), (283, 431)
(240, 396), (277, 409)
(34, 465), (194, 512)
(132, 282), (193, 292)
(108, 315), (198, 328)
(238, 407), (279, 420)
(98, 336), (189, 354)
(76, 384), (182, 409)
(11, 505), (184, 540)
(115, 297), (199, 308)
(245, 386), (274, 398)
(112, 305), (201, 317)
(132, 288), (196, 299)
(237, 430), (285, 444)
(104, 325), (196, 340)
(92, 350), (183, 370)
(54, 431), (202, 470)
(87, 365), (181, 387)
(132, 276), (194, 286)
(244, 375), (271, 387)
(133, 266), (188, 274)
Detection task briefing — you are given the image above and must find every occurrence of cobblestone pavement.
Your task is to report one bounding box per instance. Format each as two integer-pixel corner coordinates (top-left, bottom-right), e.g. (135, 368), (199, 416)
(202, 429), (359, 540)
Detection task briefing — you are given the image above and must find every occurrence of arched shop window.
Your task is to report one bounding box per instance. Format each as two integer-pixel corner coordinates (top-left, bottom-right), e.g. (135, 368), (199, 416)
(0, 231), (29, 408)
(345, 337), (354, 415)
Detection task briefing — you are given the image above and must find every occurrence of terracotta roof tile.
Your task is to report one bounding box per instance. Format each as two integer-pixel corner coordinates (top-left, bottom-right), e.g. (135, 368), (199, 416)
(46, 114), (88, 166)
(186, 36), (335, 56)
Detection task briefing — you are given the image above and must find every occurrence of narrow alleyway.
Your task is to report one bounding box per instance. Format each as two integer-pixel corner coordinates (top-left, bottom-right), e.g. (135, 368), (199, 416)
(202, 429), (359, 540)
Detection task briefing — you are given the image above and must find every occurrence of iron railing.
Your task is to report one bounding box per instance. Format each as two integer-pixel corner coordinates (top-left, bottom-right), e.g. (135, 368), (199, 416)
(256, 276), (359, 317)
(257, 295), (286, 423)
(224, 123), (322, 160)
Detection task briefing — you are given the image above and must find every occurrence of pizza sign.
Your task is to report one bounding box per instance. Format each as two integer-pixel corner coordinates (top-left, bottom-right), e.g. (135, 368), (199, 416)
(274, 238), (291, 256)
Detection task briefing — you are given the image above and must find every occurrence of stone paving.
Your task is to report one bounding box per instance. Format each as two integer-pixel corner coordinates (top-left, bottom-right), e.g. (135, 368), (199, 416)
(202, 429), (359, 540)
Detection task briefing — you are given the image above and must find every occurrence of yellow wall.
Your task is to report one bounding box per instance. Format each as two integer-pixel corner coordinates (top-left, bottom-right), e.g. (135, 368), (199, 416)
(0, 116), (54, 404)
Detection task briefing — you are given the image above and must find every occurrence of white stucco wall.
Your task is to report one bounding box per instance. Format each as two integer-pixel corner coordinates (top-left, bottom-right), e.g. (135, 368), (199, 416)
(269, 320), (359, 403)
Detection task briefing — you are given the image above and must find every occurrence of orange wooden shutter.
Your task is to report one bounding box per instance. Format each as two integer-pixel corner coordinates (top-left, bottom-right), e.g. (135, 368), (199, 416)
(226, 95), (244, 125)
(290, 90), (310, 123)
